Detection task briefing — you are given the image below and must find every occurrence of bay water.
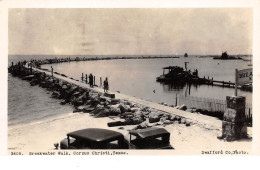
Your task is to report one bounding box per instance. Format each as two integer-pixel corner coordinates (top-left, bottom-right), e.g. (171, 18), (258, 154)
(8, 55), (252, 125)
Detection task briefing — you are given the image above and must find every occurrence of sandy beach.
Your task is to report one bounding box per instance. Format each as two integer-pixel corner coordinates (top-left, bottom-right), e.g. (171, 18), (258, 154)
(7, 65), (253, 155)
(8, 108), (252, 155)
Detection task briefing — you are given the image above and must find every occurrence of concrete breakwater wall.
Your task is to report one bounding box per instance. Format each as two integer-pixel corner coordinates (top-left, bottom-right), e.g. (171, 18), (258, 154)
(19, 55), (179, 68)
(9, 64), (196, 129)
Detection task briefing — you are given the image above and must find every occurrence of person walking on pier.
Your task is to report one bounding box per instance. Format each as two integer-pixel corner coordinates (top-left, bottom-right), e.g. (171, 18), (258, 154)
(89, 73), (94, 87)
(51, 66), (53, 77)
(103, 77), (109, 93)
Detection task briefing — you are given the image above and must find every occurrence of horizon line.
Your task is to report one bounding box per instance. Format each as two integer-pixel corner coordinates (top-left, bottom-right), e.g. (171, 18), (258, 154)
(8, 53), (253, 56)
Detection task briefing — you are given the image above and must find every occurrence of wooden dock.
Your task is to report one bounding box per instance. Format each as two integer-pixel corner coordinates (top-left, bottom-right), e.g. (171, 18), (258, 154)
(197, 77), (235, 87)
(191, 76), (251, 91)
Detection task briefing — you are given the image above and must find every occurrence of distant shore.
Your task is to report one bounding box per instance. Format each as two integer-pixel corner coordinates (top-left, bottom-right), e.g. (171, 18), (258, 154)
(9, 54), (253, 66)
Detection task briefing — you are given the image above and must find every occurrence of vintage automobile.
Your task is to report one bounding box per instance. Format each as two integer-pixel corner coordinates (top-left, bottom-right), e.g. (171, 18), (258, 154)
(60, 127), (173, 149)
(60, 128), (125, 149)
(126, 127), (173, 149)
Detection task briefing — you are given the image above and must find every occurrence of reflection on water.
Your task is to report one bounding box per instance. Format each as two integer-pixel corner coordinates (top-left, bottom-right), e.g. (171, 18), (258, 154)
(159, 81), (248, 105)
(160, 82), (186, 92)
(8, 55), (253, 125)
(37, 56), (252, 105)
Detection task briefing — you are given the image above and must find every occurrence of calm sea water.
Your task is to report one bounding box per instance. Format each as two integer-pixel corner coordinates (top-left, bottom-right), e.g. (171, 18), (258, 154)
(8, 75), (73, 126)
(8, 55), (252, 125)
(41, 56), (252, 104)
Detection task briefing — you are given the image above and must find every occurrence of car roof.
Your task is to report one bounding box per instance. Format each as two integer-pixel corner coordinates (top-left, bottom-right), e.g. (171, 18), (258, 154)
(67, 128), (124, 143)
(129, 127), (170, 139)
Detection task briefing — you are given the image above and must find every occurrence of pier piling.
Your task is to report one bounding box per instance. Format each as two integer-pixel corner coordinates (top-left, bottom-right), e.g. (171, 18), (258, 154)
(175, 94), (178, 107)
(81, 73), (84, 82)
(30, 64), (32, 74)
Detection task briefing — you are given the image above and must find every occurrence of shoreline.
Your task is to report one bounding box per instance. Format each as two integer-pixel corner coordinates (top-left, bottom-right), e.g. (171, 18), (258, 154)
(8, 74), (74, 127)
(8, 106), (252, 154)
(33, 66), (224, 130)
(7, 63), (252, 153)
(8, 109), (252, 154)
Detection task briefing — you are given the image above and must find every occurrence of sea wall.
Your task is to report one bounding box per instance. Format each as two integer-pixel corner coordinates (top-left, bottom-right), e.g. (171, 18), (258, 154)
(8, 64), (193, 129)
(16, 55), (179, 68)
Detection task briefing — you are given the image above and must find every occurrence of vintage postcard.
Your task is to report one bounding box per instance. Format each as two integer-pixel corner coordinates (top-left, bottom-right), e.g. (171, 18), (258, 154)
(1, 0), (260, 158)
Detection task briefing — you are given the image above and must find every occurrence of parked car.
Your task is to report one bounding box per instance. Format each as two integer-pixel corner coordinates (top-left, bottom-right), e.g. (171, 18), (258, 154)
(60, 128), (125, 149)
(126, 127), (173, 149)
(60, 127), (173, 149)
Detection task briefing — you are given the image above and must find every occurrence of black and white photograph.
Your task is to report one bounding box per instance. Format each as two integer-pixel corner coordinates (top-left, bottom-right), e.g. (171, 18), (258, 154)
(1, 0), (260, 158)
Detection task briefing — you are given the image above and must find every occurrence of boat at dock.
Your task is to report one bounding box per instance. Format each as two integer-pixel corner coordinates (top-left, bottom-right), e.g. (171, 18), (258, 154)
(156, 66), (252, 91)
(156, 66), (198, 83)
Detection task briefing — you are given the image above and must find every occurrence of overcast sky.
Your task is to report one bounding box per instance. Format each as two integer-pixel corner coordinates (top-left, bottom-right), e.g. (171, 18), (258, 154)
(9, 8), (253, 55)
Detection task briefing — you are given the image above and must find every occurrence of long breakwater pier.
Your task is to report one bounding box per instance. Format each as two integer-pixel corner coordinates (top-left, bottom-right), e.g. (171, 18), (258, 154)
(16, 55), (180, 68)
(9, 63), (223, 131)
